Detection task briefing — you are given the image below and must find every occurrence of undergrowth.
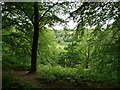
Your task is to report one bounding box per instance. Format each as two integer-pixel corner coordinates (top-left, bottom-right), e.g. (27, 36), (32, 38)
(2, 72), (41, 89)
(37, 64), (119, 87)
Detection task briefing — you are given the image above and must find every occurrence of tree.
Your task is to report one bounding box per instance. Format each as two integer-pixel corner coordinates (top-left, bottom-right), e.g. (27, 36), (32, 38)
(2, 2), (65, 73)
(29, 2), (39, 73)
(2, 2), (37, 73)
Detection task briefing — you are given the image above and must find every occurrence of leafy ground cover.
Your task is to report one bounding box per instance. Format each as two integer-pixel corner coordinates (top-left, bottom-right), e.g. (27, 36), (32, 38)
(2, 64), (120, 89)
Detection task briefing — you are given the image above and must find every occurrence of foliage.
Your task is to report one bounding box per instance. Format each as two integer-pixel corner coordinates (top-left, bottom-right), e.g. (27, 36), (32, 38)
(37, 64), (119, 86)
(38, 64), (78, 82)
(38, 29), (59, 65)
(2, 56), (30, 71)
(3, 72), (40, 89)
(2, 1), (120, 88)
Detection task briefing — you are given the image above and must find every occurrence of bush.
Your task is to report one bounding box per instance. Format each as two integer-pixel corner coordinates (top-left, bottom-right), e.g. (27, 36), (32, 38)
(38, 64), (78, 82)
(37, 64), (119, 87)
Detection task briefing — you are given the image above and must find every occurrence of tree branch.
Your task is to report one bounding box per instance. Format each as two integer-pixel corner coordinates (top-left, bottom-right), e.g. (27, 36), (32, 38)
(39, 2), (62, 21)
(11, 3), (34, 25)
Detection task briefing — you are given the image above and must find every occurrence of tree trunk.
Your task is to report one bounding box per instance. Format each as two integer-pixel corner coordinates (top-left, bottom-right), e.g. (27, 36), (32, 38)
(29, 2), (39, 74)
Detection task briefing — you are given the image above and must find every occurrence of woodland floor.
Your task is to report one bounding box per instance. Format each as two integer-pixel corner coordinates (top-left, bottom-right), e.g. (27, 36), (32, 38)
(14, 71), (83, 88)
(3, 70), (120, 89)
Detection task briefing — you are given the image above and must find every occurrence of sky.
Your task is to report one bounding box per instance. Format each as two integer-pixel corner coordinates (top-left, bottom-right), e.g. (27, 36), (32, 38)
(52, 2), (115, 30)
(53, 15), (115, 30)
(53, 20), (78, 30)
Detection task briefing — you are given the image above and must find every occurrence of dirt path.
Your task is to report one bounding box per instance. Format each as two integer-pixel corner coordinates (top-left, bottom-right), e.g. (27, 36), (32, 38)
(14, 71), (82, 88)
(14, 71), (46, 87)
